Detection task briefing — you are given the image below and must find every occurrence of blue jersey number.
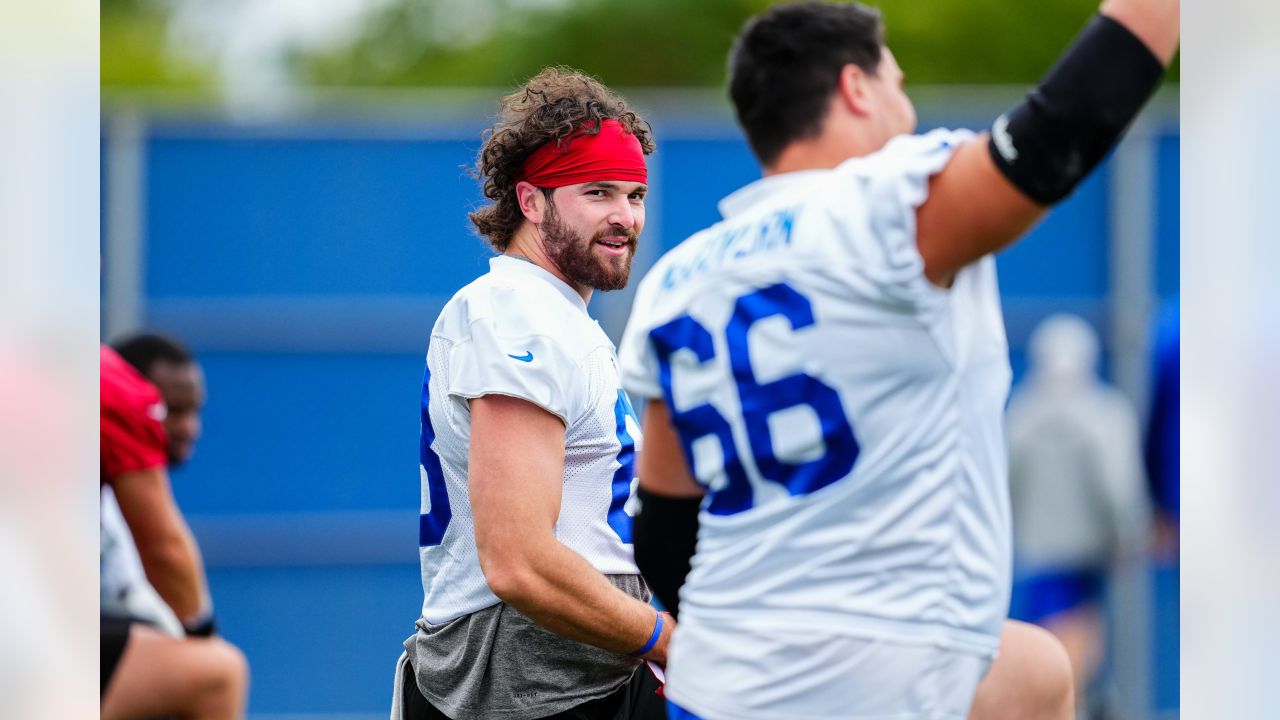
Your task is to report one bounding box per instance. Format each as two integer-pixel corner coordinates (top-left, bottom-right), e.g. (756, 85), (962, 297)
(649, 283), (859, 515)
(419, 366), (451, 546)
(607, 389), (639, 542)
(419, 369), (643, 546)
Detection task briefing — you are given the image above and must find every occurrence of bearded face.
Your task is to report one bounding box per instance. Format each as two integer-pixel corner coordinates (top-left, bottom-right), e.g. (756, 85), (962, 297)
(540, 196), (638, 292)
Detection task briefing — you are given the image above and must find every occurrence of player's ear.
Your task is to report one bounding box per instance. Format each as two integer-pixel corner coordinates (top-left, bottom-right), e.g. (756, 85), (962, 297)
(837, 63), (873, 118)
(516, 181), (547, 224)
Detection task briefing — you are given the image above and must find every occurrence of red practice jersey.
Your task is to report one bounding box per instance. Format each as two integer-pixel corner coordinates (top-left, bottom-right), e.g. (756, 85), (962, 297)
(101, 345), (168, 483)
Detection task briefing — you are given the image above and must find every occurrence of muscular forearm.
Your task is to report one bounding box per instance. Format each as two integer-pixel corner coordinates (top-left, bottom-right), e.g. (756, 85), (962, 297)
(468, 394), (674, 661)
(139, 521), (211, 622)
(482, 537), (671, 662)
(633, 486), (700, 618)
(112, 467), (213, 624)
(633, 400), (707, 618)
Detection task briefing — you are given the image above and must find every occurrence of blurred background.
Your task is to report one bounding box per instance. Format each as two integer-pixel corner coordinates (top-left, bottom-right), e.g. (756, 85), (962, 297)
(100, 1), (1179, 718)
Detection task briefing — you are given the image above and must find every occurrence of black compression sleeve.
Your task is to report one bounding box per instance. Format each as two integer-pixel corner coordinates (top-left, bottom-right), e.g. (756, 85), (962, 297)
(633, 486), (701, 619)
(988, 14), (1165, 204)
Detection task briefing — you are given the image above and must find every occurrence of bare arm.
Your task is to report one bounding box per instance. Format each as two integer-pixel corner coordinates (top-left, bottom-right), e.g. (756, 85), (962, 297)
(111, 466), (211, 623)
(1101, 0), (1181, 65)
(469, 393), (673, 664)
(917, 0), (1179, 287)
(634, 399), (705, 617)
(637, 399), (705, 499)
(916, 139), (1044, 287)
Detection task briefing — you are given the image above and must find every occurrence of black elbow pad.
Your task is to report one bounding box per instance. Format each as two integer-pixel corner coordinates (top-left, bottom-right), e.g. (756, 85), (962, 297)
(988, 14), (1165, 205)
(633, 486), (701, 619)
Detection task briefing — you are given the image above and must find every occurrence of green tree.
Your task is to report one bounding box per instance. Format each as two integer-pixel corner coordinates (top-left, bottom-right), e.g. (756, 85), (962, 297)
(287, 0), (766, 89)
(101, 0), (214, 90)
(103, 0), (1176, 93)
(291, 0), (1176, 88)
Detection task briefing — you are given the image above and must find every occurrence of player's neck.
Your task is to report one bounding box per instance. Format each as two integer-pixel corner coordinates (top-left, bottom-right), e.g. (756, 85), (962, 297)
(505, 230), (593, 305)
(765, 120), (884, 177)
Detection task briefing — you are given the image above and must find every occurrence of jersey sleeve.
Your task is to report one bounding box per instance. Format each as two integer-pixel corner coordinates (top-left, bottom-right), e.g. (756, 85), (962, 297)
(832, 128), (976, 312)
(617, 273), (664, 400)
(444, 288), (585, 425)
(100, 350), (169, 482)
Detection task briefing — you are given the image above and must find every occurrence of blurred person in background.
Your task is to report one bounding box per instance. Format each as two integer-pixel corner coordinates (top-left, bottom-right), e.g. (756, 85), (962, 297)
(618, 1), (1178, 719)
(391, 67), (668, 720)
(1006, 314), (1151, 719)
(100, 344), (247, 718)
(103, 332), (207, 634)
(113, 332), (206, 468)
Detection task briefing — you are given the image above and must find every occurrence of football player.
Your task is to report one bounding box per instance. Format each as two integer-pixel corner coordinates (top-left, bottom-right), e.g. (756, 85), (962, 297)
(620, 2), (1178, 718)
(393, 68), (668, 720)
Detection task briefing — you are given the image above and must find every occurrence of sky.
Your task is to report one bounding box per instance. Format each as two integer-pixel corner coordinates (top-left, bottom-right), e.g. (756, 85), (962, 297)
(164, 0), (395, 106)
(159, 0), (574, 107)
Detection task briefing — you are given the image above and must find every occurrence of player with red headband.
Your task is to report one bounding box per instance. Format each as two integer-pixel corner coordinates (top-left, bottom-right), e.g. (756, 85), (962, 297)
(391, 67), (668, 720)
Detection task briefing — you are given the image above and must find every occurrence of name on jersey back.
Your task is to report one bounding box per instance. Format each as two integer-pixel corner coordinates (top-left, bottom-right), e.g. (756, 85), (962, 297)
(660, 207), (797, 293)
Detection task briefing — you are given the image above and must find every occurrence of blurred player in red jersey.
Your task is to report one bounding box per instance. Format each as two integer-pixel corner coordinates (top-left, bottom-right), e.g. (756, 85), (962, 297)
(100, 345), (248, 719)
(113, 332), (206, 467)
(103, 332), (208, 633)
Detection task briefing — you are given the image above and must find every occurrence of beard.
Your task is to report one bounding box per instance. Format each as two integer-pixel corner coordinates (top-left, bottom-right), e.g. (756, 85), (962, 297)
(540, 201), (637, 292)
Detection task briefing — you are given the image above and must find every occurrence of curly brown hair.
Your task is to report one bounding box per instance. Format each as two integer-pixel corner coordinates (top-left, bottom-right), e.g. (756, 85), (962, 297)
(469, 67), (655, 252)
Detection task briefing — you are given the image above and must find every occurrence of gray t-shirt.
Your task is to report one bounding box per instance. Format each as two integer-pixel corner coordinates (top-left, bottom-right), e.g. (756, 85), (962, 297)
(405, 574), (649, 720)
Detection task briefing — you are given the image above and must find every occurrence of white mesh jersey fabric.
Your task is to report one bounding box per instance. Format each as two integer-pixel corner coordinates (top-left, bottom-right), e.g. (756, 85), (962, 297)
(418, 256), (642, 625)
(618, 130), (1012, 719)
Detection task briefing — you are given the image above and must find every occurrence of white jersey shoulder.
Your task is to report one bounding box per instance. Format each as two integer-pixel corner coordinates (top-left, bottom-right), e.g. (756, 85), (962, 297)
(433, 256), (613, 422)
(418, 256), (642, 624)
(621, 128), (975, 397)
(618, 130), (1014, 719)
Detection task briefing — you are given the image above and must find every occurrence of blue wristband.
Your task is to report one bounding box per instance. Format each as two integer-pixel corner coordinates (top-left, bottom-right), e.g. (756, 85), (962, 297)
(631, 611), (664, 657)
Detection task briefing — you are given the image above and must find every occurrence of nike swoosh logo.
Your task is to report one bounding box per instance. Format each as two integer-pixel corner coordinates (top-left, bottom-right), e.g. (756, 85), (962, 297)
(507, 351), (534, 362)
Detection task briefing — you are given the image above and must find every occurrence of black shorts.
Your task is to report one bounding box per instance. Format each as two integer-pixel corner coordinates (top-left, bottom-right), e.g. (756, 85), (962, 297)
(101, 614), (134, 696)
(401, 658), (667, 720)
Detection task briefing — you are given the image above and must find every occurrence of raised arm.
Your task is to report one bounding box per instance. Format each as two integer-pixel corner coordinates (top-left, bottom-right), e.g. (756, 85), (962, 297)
(917, 0), (1179, 287)
(468, 393), (674, 664)
(1101, 0), (1181, 65)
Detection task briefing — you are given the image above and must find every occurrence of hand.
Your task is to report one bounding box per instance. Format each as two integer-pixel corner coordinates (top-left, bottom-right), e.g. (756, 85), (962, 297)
(640, 611), (676, 667)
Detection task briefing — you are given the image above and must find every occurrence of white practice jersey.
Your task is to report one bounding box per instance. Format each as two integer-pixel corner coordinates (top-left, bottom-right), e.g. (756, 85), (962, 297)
(418, 255), (643, 625)
(101, 487), (183, 637)
(618, 130), (1013, 719)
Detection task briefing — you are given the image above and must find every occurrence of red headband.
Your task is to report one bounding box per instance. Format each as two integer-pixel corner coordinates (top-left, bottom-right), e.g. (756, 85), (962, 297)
(519, 119), (647, 188)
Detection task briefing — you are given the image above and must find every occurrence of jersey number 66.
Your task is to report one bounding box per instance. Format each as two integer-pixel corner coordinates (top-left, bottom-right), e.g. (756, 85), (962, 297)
(649, 282), (860, 516)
